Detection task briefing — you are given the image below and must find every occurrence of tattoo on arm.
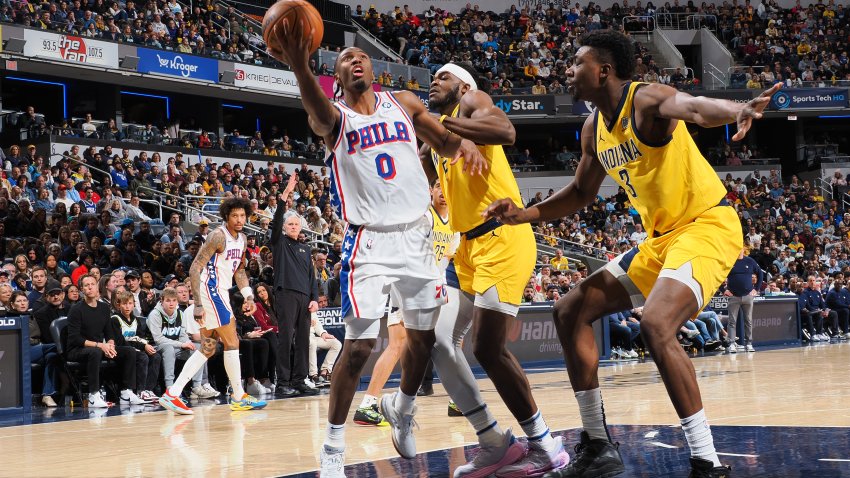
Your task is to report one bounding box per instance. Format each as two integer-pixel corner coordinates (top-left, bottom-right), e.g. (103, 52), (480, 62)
(234, 243), (250, 295)
(190, 229), (225, 308)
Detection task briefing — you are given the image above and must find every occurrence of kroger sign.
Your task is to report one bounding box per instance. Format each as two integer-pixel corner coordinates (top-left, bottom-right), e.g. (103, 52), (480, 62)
(136, 48), (219, 83)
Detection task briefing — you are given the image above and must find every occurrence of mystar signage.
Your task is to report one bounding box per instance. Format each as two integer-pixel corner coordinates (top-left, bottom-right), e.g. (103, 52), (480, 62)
(492, 95), (555, 116)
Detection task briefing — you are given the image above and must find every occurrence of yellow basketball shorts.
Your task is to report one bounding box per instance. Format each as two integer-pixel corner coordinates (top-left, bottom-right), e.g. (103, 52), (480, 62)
(605, 205), (743, 311)
(454, 222), (537, 305)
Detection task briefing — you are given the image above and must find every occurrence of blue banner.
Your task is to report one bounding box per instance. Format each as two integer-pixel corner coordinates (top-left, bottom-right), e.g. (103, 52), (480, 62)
(769, 87), (848, 110)
(136, 49), (218, 83)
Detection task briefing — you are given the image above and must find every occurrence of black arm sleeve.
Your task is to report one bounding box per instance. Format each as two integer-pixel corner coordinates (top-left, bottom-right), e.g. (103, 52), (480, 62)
(271, 202), (285, 245)
(67, 305), (85, 349)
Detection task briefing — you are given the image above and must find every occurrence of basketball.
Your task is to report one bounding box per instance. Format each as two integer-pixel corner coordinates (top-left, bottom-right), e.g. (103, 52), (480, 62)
(262, 0), (324, 56)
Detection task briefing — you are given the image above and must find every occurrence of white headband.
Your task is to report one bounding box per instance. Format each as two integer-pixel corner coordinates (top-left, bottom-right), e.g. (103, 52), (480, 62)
(435, 64), (478, 91)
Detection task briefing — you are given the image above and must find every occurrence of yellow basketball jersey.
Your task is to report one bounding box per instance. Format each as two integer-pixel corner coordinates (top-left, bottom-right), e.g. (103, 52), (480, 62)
(595, 82), (727, 236)
(433, 104), (524, 233)
(430, 205), (458, 269)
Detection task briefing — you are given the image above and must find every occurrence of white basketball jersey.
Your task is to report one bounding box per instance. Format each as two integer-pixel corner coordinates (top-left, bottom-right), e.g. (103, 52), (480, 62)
(326, 91), (430, 227)
(199, 226), (245, 295)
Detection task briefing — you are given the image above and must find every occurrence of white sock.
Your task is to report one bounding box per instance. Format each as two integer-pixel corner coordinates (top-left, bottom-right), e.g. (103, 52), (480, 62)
(464, 403), (505, 447)
(359, 394), (378, 409)
(519, 410), (558, 453)
(575, 388), (610, 441)
(167, 351), (209, 397)
(395, 390), (416, 416)
(223, 350), (246, 398)
(324, 422), (346, 449)
(681, 409), (721, 467)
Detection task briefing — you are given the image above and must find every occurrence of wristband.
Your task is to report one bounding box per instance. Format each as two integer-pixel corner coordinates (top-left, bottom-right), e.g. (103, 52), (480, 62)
(240, 287), (254, 300)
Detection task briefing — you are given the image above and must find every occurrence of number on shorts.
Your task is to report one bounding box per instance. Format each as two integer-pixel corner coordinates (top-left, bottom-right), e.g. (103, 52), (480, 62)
(619, 168), (637, 197)
(375, 153), (397, 180)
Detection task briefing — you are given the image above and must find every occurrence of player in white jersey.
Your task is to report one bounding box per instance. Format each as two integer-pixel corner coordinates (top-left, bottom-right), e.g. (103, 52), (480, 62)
(269, 28), (486, 476)
(158, 197), (267, 415)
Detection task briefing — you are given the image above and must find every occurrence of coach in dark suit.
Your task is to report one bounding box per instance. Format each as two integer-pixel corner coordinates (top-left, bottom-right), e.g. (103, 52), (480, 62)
(271, 177), (319, 397)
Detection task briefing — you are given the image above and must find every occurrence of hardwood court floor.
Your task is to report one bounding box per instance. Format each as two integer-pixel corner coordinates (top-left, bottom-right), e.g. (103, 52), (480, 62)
(2, 343), (850, 478)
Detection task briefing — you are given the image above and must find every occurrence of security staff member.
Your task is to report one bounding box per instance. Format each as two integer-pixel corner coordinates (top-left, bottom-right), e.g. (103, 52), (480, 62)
(723, 249), (763, 352)
(271, 176), (319, 397)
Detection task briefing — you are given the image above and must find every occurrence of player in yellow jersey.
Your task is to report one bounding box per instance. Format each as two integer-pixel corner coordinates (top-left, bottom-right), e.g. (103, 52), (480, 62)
(423, 62), (567, 478)
(485, 31), (778, 478)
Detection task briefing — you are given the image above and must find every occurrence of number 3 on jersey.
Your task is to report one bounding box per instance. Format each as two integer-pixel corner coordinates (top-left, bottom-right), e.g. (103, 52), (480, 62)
(375, 153), (396, 180)
(619, 168), (637, 197)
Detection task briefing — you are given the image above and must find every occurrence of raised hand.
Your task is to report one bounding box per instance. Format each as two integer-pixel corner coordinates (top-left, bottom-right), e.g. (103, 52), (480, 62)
(266, 17), (315, 70)
(733, 83), (781, 142)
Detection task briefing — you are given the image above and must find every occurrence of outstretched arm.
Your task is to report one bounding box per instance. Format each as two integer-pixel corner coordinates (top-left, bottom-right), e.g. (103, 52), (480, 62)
(483, 114), (606, 224)
(442, 90), (516, 145)
(189, 229), (225, 321)
(637, 83), (780, 141)
(266, 17), (339, 137)
(394, 90), (488, 175)
(271, 174), (298, 245)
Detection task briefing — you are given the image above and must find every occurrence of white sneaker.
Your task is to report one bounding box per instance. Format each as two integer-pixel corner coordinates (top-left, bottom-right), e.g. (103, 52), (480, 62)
(380, 392), (418, 459)
(120, 389), (146, 405)
(625, 349), (639, 359)
(611, 347), (623, 359)
(319, 444), (345, 477)
(139, 390), (158, 403)
(746, 344), (755, 352)
(685, 328), (700, 339)
(728, 343), (738, 353)
(202, 383), (221, 397)
(42, 395), (58, 407)
(263, 384), (274, 394)
(191, 385), (219, 399)
(494, 437), (570, 477)
(304, 377), (317, 389)
(88, 391), (109, 408)
(453, 429), (526, 478)
(246, 381), (265, 396)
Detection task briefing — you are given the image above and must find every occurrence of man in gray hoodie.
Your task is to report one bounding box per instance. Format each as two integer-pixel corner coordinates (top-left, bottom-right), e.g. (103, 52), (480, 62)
(148, 287), (202, 390)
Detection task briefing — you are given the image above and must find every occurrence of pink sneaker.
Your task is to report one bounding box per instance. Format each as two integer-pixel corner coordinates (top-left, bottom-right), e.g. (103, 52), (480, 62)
(495, 437), (570, 478)
(454, 429), (526, 478)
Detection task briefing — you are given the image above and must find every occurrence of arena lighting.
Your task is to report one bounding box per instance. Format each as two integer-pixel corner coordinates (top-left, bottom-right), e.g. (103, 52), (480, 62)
(818, 115), (850, 119)
(725, 124), (730, 143)
(4, 38), (26, 54)
(6, 76), (66, 118)
(222, 104), (244, 109)
(120, 91), (170, 120)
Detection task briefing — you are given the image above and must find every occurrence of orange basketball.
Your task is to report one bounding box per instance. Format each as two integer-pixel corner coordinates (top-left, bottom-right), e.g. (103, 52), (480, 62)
(262, 0), (324, 55)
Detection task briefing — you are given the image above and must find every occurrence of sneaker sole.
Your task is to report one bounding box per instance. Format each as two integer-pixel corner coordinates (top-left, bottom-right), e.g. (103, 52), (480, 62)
(497, 450), (570, 478)
(380, 394), (415, 459)
(459, 442), (526, 478)
(159, 398), (193, 415)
